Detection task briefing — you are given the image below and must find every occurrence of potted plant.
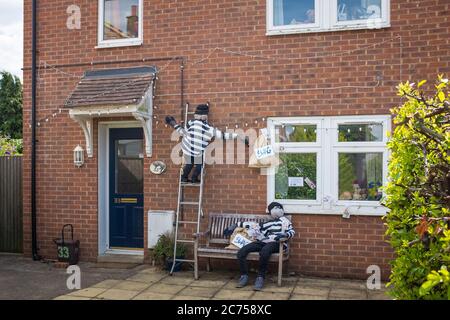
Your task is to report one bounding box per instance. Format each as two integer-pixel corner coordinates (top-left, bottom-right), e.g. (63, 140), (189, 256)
(151, 232), (187, 272)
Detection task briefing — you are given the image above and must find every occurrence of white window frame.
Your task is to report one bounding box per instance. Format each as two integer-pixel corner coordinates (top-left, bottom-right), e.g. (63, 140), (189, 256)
(97, 0), (143, 49)
(267, 115), (391, 216)
(266, 0), (390, 36)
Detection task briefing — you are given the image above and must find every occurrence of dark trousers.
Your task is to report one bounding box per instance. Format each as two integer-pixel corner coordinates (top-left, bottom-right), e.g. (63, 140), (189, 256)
(181, 155), (203, 181)
(237, 241), (279, 278)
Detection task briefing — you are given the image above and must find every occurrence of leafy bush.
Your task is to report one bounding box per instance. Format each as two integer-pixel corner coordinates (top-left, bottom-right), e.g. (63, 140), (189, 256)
(151, 232), (186, 266)
(0, 71), (22, 139)
(383, 76), (450, 300)
(0, 136), (22, 156)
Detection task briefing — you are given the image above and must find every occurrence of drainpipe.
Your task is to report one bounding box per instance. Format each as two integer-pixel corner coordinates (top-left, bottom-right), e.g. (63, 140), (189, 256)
(31, 0), (40, 260)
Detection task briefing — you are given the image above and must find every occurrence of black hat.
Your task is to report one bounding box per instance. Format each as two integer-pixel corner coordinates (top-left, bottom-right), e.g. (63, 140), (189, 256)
(195, 104), (209, 115)
(268, 202), (283, 213)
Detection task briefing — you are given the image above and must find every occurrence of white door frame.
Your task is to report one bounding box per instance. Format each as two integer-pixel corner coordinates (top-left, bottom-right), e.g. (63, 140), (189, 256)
(98, 121), (144, 256)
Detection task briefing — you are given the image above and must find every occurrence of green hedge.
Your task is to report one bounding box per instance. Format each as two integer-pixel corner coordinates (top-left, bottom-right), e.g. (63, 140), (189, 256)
(383, 76), (449, 300)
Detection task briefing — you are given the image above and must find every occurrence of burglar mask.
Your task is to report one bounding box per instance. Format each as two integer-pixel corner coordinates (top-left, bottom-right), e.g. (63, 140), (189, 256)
(268, 202), (284, 219)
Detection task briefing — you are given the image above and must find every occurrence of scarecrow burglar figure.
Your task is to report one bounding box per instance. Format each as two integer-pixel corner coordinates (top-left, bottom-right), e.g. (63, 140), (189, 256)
(223, 202), (295, 291)
(166, 104), (248, 183)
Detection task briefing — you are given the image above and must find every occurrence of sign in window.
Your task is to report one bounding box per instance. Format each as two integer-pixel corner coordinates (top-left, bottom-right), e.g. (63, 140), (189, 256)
(275, 153), (317, 200)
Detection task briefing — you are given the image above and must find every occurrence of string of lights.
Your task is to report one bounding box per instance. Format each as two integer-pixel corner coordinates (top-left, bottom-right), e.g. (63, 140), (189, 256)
(28, 34), (402, 128)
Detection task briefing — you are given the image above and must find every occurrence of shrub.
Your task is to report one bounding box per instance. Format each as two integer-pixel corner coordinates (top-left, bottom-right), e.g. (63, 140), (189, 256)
(0, 136), (22, 156)
(383, 76), (449, 300)
(151, 232), (186, 266)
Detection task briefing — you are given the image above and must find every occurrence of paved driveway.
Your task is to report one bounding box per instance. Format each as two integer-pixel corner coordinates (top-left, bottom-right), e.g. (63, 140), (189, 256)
(55, 267), (391, 300)
(0, 253), (390, 300)
(0, 253), (139, 300)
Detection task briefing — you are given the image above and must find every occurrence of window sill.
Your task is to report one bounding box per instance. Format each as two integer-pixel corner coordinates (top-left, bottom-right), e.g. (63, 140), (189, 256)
(279, 203), (388, 217)
(96, 39), (143, 49)
(266, 23), (390, 36)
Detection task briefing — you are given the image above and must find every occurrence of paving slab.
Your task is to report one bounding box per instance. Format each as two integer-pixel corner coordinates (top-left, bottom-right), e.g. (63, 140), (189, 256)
(260, 283), (295, 293)
(178, 286), (219, 298)
(54, 295), (91, 300)
(92, 279), (122, 289)
(213, 289), (255, 300)
(133, 291), (175, 300)
(97, 288), (140, 300)
(112, 280), (151, 291)
(172, 295), (210, 300)
(144, 283), (186, 295)
(160, 276), (195, 286)
(293, 285), (330, 297)
(330, 280), (368, 290)
(296, 277), (335, 288)
(222, 280), (255, 291)
(67, 287), (107, 298)
(126, 273), (166, 283)
(251, 291), (291, 300)
(329, 288), (368, 300)
(190, 279), (229, 288)
(290, 294), (328, 300)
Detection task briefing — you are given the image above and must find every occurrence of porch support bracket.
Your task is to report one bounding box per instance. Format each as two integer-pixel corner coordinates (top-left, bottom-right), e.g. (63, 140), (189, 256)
(70, 115), (94, 158)
(133, 112), (152, 157)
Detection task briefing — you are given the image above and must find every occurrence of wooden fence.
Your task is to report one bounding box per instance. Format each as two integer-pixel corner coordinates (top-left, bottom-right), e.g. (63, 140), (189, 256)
(0, 156), (22, 253)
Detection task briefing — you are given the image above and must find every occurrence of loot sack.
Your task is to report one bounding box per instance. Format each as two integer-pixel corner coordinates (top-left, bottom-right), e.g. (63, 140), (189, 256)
(225, 228), (253, 250)
(249, 129), (281, 168)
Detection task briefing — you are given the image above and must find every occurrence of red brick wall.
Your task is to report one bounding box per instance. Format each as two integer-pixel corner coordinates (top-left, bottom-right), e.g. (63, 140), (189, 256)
(22, 0), (449, 280)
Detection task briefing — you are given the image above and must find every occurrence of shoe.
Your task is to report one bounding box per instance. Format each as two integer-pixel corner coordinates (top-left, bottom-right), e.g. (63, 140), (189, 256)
(191, 178), (201, 184)
(236, 275), (249, 288)
(181, 177), (189, 183)
(253, 276), (264, 291)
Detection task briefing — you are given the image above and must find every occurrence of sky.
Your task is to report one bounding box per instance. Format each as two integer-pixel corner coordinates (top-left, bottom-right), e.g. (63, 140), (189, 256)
(0, 0), (23, 80)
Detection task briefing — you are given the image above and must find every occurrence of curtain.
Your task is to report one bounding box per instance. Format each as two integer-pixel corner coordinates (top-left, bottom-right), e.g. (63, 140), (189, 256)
(273, 0), (284, 26)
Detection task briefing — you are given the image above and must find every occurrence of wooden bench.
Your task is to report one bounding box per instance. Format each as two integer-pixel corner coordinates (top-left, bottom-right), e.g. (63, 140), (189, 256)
(193, 213), (291, 286)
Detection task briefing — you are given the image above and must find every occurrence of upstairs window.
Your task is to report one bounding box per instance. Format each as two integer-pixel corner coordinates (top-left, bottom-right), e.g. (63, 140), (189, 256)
(267, 0), (390, 35)
(98, 0), (143, 48)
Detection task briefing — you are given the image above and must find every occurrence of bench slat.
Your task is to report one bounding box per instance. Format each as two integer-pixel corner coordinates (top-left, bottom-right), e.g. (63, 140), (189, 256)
(197, 248), (288, 262)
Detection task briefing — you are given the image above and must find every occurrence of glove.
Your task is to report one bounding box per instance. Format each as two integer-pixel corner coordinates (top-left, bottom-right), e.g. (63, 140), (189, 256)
(165, 116), (177, 127)
(274, 233), (289, 242)
(223, 223), (238, 237)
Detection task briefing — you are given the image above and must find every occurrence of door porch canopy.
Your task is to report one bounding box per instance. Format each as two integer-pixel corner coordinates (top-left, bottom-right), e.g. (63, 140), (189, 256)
(64, 66), (157, 157)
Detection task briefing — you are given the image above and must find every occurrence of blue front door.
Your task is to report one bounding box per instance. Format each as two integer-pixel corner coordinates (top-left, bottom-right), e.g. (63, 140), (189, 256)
(109, 128), (144, 249)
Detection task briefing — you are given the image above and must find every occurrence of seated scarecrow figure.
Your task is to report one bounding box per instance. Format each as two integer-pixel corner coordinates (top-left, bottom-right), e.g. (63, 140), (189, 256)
(165, 104), (248, 183)
(223, 202), (295, 291)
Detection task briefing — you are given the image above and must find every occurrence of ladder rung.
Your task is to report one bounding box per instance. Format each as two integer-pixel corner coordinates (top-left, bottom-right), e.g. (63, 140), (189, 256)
(176, 239), (195, 243)
(180, 201), (199, 205)
(178, 220), (198, 224)
(175, 258), (195, 263)
(180, 183), (201, 187)
(186, 112), (195, 115)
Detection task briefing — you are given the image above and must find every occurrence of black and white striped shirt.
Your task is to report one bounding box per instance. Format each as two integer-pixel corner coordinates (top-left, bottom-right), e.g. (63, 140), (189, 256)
(239, 216), (295, 245)
(175, 119), (237, 157)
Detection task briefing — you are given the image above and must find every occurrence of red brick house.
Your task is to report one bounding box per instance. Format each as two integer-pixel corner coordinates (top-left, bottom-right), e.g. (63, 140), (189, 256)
(22, 0), (449, 280)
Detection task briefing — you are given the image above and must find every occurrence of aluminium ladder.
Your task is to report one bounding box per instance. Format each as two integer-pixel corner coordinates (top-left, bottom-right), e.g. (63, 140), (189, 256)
(169, 102), (207, 277)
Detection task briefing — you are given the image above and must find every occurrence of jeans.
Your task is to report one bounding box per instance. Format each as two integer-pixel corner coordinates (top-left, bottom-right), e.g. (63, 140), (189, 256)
(181, 154), (203, 181)
(237, 241), (279, 278)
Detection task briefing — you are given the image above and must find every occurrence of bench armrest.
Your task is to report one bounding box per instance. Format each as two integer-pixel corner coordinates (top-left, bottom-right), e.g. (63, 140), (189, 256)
(193, 231), (210, 239)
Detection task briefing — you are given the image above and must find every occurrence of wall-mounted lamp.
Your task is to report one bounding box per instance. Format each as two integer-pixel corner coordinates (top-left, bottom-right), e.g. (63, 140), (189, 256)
(73, 144), (84, 167)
